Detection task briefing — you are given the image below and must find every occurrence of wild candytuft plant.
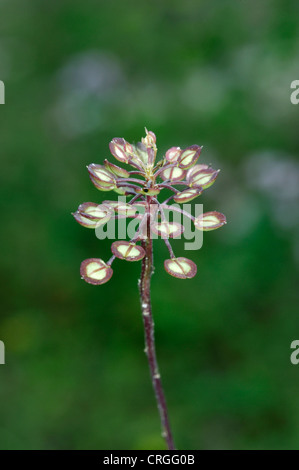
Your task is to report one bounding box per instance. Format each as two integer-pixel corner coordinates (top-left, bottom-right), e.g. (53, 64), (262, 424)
(73, 129), (226, 449)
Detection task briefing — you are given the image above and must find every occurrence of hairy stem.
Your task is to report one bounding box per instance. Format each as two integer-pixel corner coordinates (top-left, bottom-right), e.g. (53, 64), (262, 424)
(139, 198), (176, 450)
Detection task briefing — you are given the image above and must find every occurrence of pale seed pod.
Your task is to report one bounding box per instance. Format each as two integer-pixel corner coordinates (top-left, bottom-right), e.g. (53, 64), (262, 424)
(111, 241), (145, 261)
(164, 257), (197, 279)
(73, 203), (112, 228)
(160, 166), (186, 182)
(109, 138), (133, 163)
(88, 164), (116, 190)
(103, 201), (137, 218)
(142, 129), (157, 148)
(151, 221), (185, 239)
(194, 211), (226, 231)
(188, 168), (219, 189)
(186, 164), (209, 181)
(177, 145), (202, 170)
(73, 212), (100, 228)
(80, 258), (113, 285)
(104, 159), (130, 178)
(113, 186), (136, 195)
(173, 187), (202, 203)
(165, 147), (181, 164)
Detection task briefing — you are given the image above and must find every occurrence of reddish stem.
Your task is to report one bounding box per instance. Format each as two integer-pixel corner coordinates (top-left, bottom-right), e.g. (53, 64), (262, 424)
(139, 197), (176, 450)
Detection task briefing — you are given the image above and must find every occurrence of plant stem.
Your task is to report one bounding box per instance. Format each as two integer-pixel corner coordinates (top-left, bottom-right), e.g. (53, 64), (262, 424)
(139, 197), (176, 450)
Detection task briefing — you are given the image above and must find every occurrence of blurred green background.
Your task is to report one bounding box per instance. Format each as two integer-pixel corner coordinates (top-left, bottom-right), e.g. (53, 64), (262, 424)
(1, 0), (299, 450)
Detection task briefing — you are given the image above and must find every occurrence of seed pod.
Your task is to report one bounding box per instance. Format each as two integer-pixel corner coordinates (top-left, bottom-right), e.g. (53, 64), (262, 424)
(103, 201), (137, 218)
(186, 164), (209, 181)
(142, 128), (156, 148)
(113, 186), (136, 195)
(188, 167), (219, 189)
(78, 202), (112, 221)
(109, 138), (133, 163)
(164, 257), (197, 279)
(151, 221), (185, 238)
(165, 147), (181, 164)
(132, 141), (149, 166)
(104, 159), (130, 178)
(73, 212), (100, 228)
(160, 166), (186, 182)
(80, 258), (113, 285)
(177, 145), (202, 170)
(194, 211), (226, 231)
(73, 203), (111, 228)
(111, 241), (145, 261)
(88, 164), (116, 190)
(173, 187), (202, 203)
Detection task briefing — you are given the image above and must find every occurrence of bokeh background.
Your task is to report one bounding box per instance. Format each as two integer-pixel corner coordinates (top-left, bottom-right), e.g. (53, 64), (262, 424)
(1, 0), (299, 450)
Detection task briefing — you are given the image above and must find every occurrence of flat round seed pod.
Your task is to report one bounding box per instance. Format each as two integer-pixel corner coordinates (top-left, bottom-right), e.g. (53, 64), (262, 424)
(113, 186), (135, 195)
(88, 165), (116, 191)
(73, 211), (100, 228)
(173, 187), (202, 203)
(80, 258), (113, 285)
(89, 174), (115, 191)
(164, 257), (197, 279)
(194, 211), (226, 231)
(165, 147), (181, 163)
(111, 241), (145, 261)
(103, 201), (137, 218)
(134, 142), (149, 165)
(142, 129), (156, 148)
(151, 221), (184, 238)
(78, 202), (112, 222)
(104, 160), (130, 178)
(160, 166), (186, 182)
(88, 164), (115, 186)
(109, 138), (132, 163)
(188, 168), (219, 189)
(186, 164), (209, 182)
(177, 145), (202, 170)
